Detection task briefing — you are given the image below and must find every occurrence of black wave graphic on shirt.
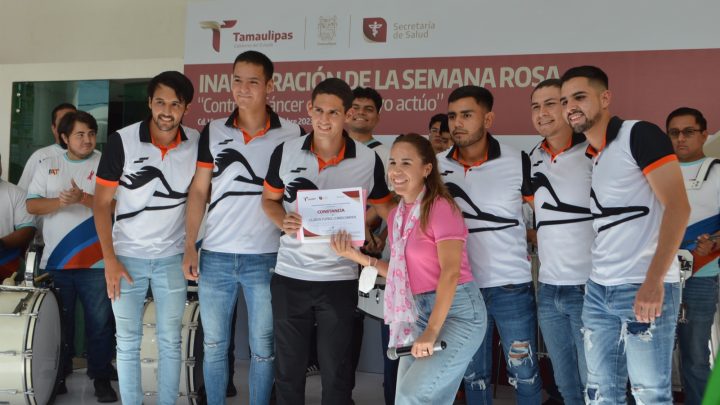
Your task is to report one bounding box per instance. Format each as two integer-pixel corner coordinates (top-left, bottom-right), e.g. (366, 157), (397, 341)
(284, 177), (319, 204)
(208, 148), (265, 211)
(531, 172), (593, 229)
(590, 188), (649, 233)
(117, 166), (188, 221)
(120, 166), (188, 199)
(445, 182), (518, 233)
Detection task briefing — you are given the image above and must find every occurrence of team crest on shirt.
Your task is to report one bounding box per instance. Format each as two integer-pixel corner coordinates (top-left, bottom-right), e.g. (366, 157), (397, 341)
(49, 168), (59, 175)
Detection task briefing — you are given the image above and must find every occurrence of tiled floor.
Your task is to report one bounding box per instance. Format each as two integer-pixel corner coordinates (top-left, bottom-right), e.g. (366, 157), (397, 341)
(53, 360), (520, 404)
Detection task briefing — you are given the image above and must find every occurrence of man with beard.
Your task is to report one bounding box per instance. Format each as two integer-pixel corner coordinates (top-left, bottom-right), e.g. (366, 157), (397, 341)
(560, 66), (689, 405)
(94, 71), (200, 405)
(437, 85), (542, 404)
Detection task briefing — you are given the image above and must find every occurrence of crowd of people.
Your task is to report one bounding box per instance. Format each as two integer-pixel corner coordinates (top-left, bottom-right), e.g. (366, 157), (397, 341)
(0, 49), (718, 405)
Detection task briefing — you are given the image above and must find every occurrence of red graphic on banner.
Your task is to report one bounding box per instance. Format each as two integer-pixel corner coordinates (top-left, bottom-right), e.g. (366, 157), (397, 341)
(200, 20), (238, 52)
(363, 18), (387, 43)
(184, 48), (720, 136)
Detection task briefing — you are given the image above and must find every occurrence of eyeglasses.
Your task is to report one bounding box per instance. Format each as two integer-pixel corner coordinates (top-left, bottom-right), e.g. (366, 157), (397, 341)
(668, 128), (703, 138)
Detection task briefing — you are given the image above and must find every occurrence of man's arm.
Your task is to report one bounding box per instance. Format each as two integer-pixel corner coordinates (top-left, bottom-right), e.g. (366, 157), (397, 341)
(182, 167), (212, 281)
(261, 188), (301, 236)
(0, 227), (35, 251)
(635, 160), (690, 322)
(26, 198), (63, 215)
(370, 198), (395, 223)
(93, 183), (132, 301)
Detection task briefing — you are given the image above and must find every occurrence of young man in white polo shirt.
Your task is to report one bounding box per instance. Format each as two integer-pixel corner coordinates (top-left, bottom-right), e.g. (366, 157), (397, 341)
(666, 107), (719, 405)
(183, 50), (303, 405)
(527, 79), (593, 405)
(560, 66), (690, 405)
(262, 78), (393, 405)
(18, 103), (77, 191)
(0, 153), (34, 280)
(94, 71), (200, 405)
(27, 111), (116, 402)
(437, 85), (542, 404)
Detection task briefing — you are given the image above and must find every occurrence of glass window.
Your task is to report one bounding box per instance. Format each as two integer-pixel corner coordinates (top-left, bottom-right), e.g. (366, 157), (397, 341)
(8, 79), (150, 184)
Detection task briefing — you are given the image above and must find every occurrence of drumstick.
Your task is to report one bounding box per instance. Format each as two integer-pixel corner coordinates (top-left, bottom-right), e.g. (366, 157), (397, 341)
(34, 272), (51, 283)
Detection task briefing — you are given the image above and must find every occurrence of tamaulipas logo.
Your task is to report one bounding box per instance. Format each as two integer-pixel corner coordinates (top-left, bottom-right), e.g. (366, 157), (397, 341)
(200, 20), (238, 52)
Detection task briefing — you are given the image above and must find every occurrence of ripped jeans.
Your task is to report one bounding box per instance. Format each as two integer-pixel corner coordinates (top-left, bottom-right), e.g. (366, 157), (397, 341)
(582, 279), (680, 405)
(464, 282), (543, 404)
(199, 250), (277, 405)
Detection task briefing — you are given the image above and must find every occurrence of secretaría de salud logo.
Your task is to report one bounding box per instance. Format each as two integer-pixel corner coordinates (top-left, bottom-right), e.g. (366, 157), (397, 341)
(363, 17), (387, 43)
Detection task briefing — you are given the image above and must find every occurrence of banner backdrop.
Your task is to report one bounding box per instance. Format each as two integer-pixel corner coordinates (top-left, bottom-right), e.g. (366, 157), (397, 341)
(184, 1), (720, 136)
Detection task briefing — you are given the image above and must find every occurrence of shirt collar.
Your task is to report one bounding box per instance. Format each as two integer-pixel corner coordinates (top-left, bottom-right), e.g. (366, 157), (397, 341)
(139, 119), (189, 143)
(301, 130), (357, 159)
(586, 116), (623, 158)
(446, 132), (501, 167)
(224, 105), (282, 130)
(540, 132), (586, 158)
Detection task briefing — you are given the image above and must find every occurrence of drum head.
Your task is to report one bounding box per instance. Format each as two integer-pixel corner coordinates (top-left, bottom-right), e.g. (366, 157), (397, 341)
(30, 291), (61, 405)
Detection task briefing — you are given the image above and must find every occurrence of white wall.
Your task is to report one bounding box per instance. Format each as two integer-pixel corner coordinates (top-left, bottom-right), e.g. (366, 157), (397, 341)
(0, 0), (192, 179)
(0, 59), (184, 179)
(2, 0), (720, 178)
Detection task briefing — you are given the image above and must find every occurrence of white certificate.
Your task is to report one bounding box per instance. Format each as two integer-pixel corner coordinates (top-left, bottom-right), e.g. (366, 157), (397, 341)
(296, 187), (365, 245)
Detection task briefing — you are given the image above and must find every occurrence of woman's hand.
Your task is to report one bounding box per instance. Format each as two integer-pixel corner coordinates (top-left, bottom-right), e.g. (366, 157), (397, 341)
(412, 328), (440, 358)
(331, 230), (362, 262)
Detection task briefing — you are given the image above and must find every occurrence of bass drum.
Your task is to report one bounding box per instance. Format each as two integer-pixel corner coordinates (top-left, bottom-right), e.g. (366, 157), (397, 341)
(140, 299), (203, 405)
(0, 286), (61, 405)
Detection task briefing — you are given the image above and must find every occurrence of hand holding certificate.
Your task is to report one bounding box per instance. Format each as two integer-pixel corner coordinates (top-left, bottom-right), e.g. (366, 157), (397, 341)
(296, 187), (365, 245)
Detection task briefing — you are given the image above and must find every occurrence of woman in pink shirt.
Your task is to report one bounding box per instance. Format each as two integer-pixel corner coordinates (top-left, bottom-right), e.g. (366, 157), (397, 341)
(332, 134), (487, 404)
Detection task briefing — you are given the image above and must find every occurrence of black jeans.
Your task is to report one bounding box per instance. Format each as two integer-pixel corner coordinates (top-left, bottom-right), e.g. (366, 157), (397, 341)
(271, 274), (357, 405)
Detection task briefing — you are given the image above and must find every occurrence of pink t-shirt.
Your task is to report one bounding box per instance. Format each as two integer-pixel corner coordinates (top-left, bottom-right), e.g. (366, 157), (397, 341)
(388, 197), (475, 294)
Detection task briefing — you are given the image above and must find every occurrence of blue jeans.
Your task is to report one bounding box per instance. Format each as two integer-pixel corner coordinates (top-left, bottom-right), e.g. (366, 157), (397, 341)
(582, 280), (680, 405)
(464, 282), (543, 405)
(199, 250), (276, 405)
(396, 282), (487, 405)
(112, 254), (187, 405)
(537, 283), (587, 405)
(678, 275), (719, 405)
(47, 268), (115, 380)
